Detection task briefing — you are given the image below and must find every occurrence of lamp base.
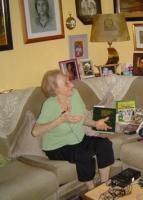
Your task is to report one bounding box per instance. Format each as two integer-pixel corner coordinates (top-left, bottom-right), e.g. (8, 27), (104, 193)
(106, 47), (119, 65)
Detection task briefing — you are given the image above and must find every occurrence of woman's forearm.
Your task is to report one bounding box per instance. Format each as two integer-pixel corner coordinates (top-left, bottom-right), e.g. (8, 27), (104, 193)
(84, 118), (97, 127)
(32, 116), (63, 137)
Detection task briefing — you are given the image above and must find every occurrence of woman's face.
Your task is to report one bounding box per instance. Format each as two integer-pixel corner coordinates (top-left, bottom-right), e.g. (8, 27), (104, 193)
(56, 74), (74, 97)
(139, 59), (143, 69)
(67, 64), (72, 71)
(36, 0), (49, 16)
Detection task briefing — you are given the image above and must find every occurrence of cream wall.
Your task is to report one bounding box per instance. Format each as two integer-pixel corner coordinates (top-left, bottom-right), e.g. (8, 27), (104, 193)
(0, 0), (141, 90)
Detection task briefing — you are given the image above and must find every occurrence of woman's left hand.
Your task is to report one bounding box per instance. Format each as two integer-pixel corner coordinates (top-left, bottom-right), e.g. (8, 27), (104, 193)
(95, 117), (112, 131)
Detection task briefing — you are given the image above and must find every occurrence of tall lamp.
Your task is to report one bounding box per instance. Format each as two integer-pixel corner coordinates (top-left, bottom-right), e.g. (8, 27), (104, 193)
(90, 13), (130, 65)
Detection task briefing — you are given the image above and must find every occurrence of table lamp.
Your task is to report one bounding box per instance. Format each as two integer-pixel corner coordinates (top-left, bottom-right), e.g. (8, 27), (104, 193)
(90, 13), (130, 65)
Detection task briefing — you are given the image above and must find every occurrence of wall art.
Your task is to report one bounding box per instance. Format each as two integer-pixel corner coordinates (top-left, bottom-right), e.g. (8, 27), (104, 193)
(21, 0), (64, 43)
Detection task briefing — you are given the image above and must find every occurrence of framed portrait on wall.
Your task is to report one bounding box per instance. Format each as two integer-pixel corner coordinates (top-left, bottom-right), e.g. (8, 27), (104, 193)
(133, 24), (143, 51)
(0, 0), (13, 51)
(20, 0), (64, 43)
(80, 58), (95, 78)
(132, 53), (143, 76)
(75, 0), (102, 25)
(113, 0), (143, 21)
(59, 58), (80, 80)
(68, 34), (88, 59)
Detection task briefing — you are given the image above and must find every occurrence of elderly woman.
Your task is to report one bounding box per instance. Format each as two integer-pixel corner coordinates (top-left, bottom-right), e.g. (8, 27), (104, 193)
(32, 70), (114, 190)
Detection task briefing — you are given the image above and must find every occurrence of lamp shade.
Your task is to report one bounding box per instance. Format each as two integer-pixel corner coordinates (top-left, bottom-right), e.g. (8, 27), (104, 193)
(90, 13), (130, 43)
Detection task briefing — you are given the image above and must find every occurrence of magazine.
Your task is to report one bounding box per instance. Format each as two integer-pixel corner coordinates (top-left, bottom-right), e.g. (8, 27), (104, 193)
(116, 100), (136, 124)
(92, 106), (116, 134)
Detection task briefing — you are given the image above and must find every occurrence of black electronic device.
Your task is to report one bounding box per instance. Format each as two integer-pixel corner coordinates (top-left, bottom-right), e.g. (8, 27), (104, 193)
(139, 128), (143, 138)
(109, 168), (141, 188)
(138, 178), (143, 187)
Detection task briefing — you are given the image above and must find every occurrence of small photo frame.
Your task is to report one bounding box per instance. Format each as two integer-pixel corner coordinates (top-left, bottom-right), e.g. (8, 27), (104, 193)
(20, 0), (64, 43)
(80, 58), (95, 78)
(133, 24), (143, 51)
(68, 34), (88, 59)
(113, 0), (143, 21)
(133, 53), (143, 76)
(59, 58), (80, 80)
(75, 0), (102, 25)
(100, 64), (117, 76)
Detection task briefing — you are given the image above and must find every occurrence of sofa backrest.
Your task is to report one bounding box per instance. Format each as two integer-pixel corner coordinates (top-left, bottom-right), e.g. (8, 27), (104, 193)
(0, 77), (142, 157)
(73, 80), (100, 110)
(0, 87), (46, 156)
(122, 77), (143, 108)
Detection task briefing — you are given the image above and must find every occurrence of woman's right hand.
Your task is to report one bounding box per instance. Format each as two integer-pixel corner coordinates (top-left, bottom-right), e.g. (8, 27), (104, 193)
(60, 112), (83, 123)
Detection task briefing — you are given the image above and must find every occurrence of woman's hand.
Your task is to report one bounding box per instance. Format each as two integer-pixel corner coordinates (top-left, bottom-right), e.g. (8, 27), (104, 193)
(95, 117), (112, 131)
(60, 112), (83, 123)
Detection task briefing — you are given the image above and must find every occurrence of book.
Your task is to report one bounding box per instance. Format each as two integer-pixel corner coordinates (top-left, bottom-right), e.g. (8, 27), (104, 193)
(116, 100), (136, 124)
(92, 106), (116, 134)
(124, 123), (139, 135)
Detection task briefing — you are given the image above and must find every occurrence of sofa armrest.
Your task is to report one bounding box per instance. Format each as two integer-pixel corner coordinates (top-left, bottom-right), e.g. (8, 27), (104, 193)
(18, 155), (77, 185)
(18, 155), (70, 172)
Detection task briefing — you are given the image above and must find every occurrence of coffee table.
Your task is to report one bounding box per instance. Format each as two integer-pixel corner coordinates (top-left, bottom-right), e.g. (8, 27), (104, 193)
(83, 182), (143, 200)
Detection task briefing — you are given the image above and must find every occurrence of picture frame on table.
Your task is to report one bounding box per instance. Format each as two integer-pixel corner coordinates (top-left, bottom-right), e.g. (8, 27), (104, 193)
(75, 0), (102, 25)
(79, 58), (95, 78)
(20, 0), (64, 43)
(132, 53), (143, 76)
(133, 24), (143, 51)
(0, 0), (13, 51)
(100, 64), (117, 76)
(68, 34), (88, 59)
(113, 0), (143, 21)
(59, 58), (81, 80)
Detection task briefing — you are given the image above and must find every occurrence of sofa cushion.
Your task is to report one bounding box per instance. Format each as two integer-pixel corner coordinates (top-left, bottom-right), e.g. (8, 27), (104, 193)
(0, 160), (58, 200)
(9, 111), (47, 158)
(107, 133), (138, 159)
(19, 155), (78, 185)
(120, 140), (143, 171)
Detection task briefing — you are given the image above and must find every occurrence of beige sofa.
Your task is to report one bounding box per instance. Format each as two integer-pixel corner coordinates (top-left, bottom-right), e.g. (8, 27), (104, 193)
(0, 75), (143, 200)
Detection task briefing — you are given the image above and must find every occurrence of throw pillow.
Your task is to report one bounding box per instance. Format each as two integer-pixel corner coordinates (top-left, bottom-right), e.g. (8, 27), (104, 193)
(9, 110), (47, 158)
(0, 154), (10, 167)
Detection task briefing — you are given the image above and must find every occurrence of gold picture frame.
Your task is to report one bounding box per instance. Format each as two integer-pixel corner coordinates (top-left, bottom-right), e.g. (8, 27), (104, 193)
(113, 0), (143, 21)
(133, 24), (143, 51)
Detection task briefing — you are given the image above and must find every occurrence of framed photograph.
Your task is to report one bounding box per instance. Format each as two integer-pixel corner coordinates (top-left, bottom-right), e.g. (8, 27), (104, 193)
(75, 0), (102, 25)
(0, 0), (13, 51)
(100, 64), (117, 76)
(133, 24), (143, 51)
(59, 58), (81, 80)
(80, 58), (95, 78)
(21, 0), (64, 43)
(113, 0), (143, 21)
(68, 34), (88, 59)
(132, 53), (143, 76)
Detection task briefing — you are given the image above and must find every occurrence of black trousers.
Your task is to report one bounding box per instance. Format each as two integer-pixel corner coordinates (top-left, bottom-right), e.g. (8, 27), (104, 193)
(45, 135), (114, 182)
